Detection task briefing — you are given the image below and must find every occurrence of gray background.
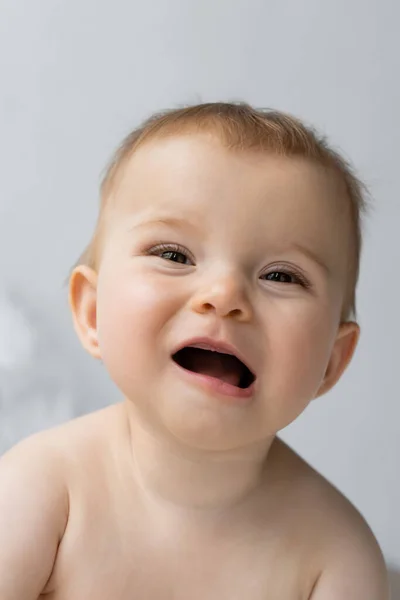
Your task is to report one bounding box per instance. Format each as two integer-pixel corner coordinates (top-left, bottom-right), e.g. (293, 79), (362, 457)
(0, 0), (399, 590)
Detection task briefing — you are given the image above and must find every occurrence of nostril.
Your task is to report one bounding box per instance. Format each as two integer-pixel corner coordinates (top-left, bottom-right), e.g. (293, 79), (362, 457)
(198, 303), (245, 319)
(202, 303), (214, 311)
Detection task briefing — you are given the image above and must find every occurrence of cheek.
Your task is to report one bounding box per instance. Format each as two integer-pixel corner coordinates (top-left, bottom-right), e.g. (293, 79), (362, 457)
(266, 307), (336, 406)
(95, 269), (182, 365)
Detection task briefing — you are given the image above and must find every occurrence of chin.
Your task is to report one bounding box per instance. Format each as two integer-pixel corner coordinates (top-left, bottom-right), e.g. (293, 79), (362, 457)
(148, 385), (263, 451)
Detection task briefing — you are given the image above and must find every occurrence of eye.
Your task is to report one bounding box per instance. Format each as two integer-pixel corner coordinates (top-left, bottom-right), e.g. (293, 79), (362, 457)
(260, 269), (310, 288)
(147, 243), (194, 265)
(162, 250), (189, 264)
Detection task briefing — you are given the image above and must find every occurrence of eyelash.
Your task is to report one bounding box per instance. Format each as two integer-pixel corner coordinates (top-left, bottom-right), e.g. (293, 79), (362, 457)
(145, 243), (311, 288)
(146, 243), (194, 265)
(260, 267), (311, 289)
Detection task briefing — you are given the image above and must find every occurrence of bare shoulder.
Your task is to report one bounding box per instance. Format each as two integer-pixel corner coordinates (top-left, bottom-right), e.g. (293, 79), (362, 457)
(2, 402), (117, 455)
(0, 402), (123, 486)
(272, 438), (390, 599)
(0, 404), (122, 598)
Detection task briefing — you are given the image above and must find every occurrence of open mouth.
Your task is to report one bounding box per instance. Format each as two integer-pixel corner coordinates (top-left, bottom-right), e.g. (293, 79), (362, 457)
(172, 347), (256, 390)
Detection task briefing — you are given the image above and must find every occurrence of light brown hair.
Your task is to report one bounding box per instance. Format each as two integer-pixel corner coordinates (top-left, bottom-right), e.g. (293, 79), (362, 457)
(72, 102), (369, 321)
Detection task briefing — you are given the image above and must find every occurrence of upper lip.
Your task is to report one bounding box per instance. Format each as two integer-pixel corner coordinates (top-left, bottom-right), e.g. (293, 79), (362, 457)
(172, 336), (256, 379)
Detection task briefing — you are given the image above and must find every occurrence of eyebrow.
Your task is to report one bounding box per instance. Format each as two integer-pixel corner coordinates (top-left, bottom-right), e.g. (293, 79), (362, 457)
(128, 216), (199, 233)
(290, 243), (331, 275)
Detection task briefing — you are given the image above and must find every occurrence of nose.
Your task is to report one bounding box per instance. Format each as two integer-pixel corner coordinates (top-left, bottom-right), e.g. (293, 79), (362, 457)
(189, 270), (253, 322)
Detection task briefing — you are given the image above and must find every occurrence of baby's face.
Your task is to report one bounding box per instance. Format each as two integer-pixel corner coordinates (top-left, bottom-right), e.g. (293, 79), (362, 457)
(94, 134), (355, 450)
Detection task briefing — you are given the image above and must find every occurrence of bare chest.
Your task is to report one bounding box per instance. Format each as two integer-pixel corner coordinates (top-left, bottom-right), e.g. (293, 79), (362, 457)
(43, 548), (310, 600)
(42, 493), (315, 600)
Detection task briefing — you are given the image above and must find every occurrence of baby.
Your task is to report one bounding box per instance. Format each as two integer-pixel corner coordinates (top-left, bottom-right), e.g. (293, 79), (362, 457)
(0, 102), (389, 599)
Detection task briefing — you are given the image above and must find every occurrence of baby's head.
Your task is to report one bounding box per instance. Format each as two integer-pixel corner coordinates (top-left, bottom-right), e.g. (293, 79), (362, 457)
(69, 102), (367, 450)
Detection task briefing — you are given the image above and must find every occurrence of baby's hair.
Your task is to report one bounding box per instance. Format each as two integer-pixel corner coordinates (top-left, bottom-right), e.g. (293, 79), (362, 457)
(72, 101), (369, 322)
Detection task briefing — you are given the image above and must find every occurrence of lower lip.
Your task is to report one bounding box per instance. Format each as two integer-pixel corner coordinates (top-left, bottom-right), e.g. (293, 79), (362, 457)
(172, 361), (255, 403)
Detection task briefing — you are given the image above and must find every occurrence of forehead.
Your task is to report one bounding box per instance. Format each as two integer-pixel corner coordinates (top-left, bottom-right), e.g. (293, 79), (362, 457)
(109, 134), (351, 262)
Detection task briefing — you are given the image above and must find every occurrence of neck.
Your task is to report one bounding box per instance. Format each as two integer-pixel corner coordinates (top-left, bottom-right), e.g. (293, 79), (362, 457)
(121, 400), (276, 516)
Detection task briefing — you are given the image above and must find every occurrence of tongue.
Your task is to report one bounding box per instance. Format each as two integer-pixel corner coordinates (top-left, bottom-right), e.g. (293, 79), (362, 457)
(190, 350), (242, 387)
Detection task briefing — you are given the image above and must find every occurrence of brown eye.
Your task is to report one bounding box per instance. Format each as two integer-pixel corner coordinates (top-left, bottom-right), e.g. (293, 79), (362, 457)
(161, 250), (190, 264)
(147, 243), (195, 266)
(264, 271), (296, 284)
(260, 268), (310, 288)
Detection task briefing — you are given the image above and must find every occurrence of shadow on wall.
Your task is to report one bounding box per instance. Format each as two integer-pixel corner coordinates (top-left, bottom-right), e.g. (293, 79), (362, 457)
(0, 285), (105, 455)
(389, 568), (400, 599)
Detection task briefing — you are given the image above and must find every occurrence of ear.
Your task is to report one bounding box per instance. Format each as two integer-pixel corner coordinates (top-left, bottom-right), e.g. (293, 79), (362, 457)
(68, 265), (101, 360)
(315, 321), (360, 398)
